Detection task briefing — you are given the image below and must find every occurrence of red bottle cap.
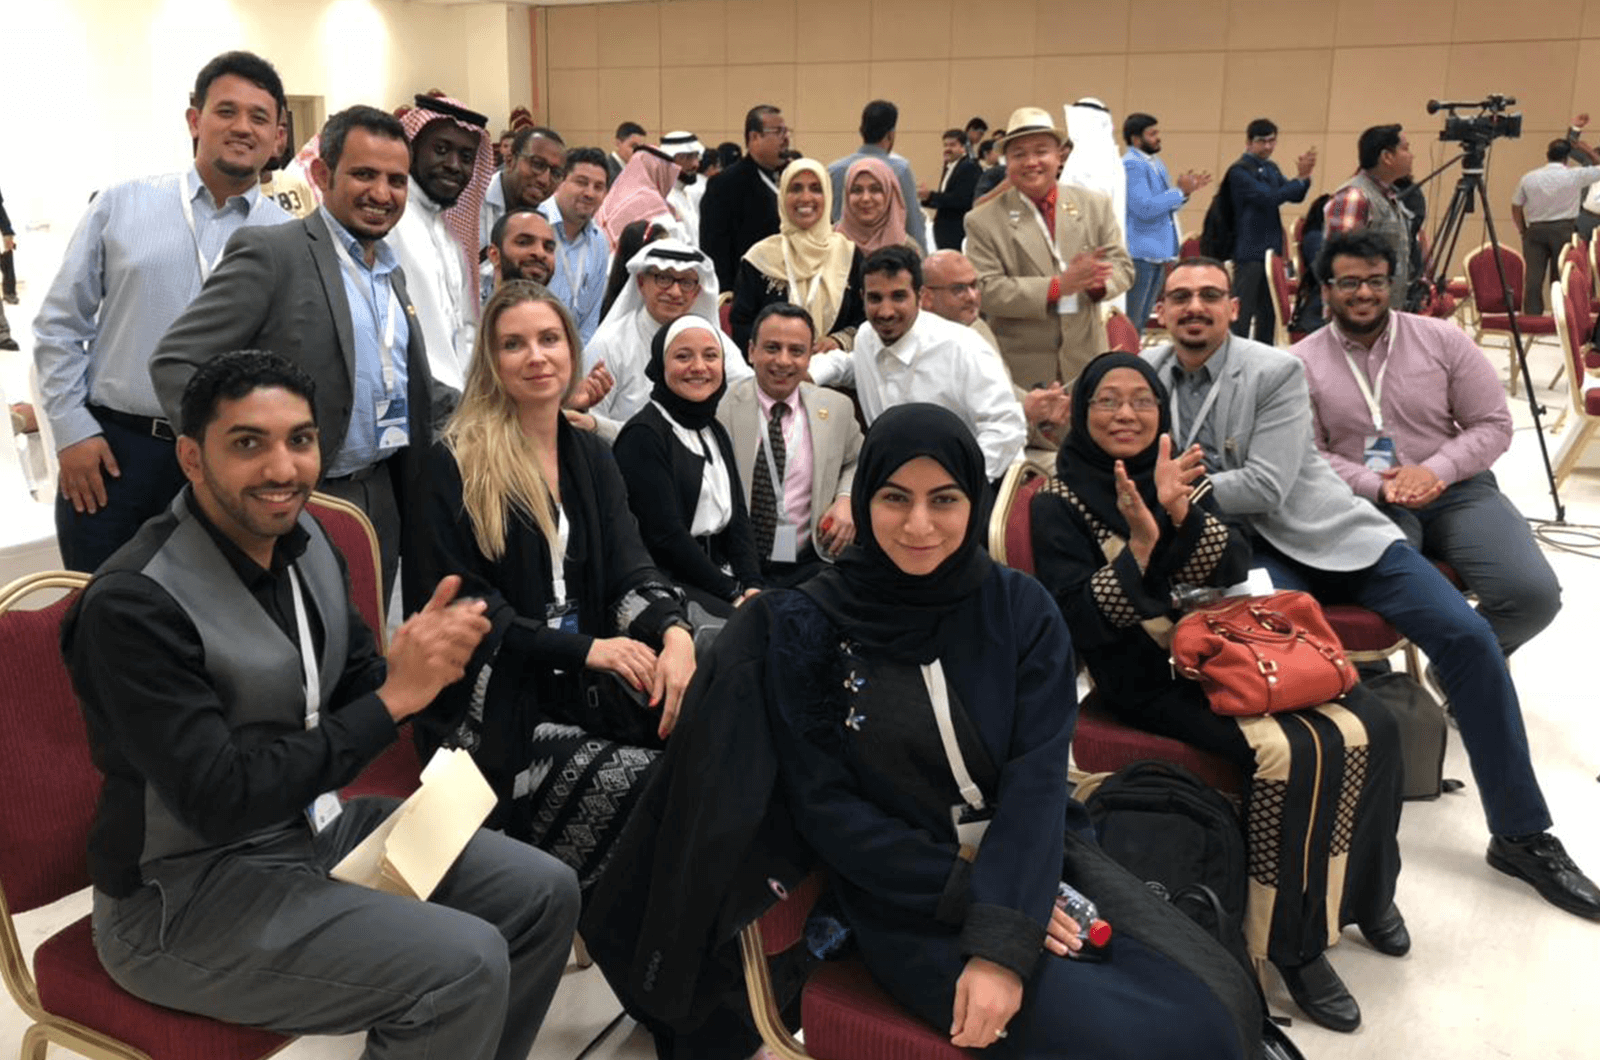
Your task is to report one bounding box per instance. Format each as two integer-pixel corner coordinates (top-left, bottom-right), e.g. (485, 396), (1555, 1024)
(1087, 919), (1112, 948)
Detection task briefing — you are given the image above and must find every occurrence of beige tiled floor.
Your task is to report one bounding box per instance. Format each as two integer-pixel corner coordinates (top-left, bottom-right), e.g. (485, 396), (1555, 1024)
(3, 304), (1598, 1058)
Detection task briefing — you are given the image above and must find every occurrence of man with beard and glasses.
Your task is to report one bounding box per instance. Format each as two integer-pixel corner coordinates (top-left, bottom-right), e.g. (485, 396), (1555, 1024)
(66, 350), (579, 1060)
(1144, 257), (1600, 941)
(32, 50), (291, 572)
(153, 105), (451, 600)
(390, 94), (495, 393)
(1294, 229), (1560, 658)
(480, 126), (567, 253)
(539, 146), (611, 343)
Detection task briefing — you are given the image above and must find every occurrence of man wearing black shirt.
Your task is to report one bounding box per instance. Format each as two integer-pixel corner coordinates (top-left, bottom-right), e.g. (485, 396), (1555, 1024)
(64, 351), (580, 1060)
(699, 104), (790, 289)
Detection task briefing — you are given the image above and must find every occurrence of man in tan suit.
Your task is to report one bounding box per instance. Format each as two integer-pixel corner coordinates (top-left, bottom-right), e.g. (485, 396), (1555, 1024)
(966, 105), (1133, 396)
(717, 302), (863, 586)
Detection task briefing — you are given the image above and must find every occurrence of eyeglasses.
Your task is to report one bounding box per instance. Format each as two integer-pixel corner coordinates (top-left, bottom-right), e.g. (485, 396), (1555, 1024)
(924, 282), (979, 296)
(1163, 286), (1229, 305)
(758, 125), (792, 139)
(519, 154), (566, 180)
(1329, 275), (1393, 293)
(1088, 395), (1161, 413)
(646, 271), (701, 292)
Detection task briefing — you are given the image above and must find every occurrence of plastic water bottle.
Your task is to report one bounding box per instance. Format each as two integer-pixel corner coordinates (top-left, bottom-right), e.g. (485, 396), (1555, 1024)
(1056, 882), (1113, 950)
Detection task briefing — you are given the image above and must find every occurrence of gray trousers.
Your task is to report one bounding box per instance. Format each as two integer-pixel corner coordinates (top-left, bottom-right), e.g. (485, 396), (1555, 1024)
(92, 798), (580, 1060)
(1378, 471), (1562, 656)
(320, 461), (401, 601)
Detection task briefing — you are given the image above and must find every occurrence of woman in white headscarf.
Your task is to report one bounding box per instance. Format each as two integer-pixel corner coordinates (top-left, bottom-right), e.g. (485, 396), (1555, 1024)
(730, 158), (864, 353)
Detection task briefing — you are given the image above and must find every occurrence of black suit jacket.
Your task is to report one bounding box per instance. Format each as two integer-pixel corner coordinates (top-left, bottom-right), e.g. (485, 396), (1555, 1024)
(698, 156), (780, 290)
(924, 156), (981, 250)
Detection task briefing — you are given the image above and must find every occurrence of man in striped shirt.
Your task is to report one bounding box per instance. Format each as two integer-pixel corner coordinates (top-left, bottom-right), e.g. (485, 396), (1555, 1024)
(32, 50), (291, 572)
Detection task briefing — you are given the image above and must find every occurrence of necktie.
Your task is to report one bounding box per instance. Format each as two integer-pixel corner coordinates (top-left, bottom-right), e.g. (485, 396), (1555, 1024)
(750, 402), (789, 559)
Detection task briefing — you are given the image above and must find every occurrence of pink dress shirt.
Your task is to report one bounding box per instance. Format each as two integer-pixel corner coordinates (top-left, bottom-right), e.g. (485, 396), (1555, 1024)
(1293, 311), (1513, 501)
(755, 386), (816, 549)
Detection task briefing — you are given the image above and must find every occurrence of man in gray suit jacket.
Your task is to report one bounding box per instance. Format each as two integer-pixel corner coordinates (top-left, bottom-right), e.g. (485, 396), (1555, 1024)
(1144, 258), (1600, 927)
(152, 106), (448, 599)
(716, 302), (862, 586)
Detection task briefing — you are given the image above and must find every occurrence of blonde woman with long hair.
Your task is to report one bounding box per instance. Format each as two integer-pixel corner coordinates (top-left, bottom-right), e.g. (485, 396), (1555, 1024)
(408, 280), (696, 892)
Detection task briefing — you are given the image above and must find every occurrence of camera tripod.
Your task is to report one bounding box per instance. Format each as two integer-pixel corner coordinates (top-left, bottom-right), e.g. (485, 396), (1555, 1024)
(1420, 141), (1565, 523)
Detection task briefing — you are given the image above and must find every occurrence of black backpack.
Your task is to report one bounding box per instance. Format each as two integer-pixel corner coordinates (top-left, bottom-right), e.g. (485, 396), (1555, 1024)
(1199, 165), (1245, 261)
(1083, 760), (1249, 971)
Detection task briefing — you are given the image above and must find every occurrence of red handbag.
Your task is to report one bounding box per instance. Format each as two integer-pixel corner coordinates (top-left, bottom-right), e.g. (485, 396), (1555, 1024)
(1169, 591), (1356, 717)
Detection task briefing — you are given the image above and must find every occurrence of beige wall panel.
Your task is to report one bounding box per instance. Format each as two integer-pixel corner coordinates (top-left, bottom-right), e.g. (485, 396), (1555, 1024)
(1226, 1), (1330, 51)
(1580, 40), (1600, 118)
(794, 61), (873, 134)
(1333, 0), (1456, 47)
(725, 64), (798, 128)
(663, 66), (728, 135)
(1034, 0), (1132, 55)
(595, 3), (661, 69)
(546, 5), (599, 71)
(796, 132), (862, 168)
(1451, 0), (1584, 42)
(659, 1), (727, 65)
(1033, 55), (1129, 119)
(725, 0), (798, 63)
(868, 62), (947, 134)
(1444, 41), (1578, 130)
(1156, 131), (1224, 182)
(803, 0), (873, 62)
(893, 135), (948, 187)
(871, 0), (954, 60)
(597, 67), (662, 135)
(1325, 45), (1448, 133)
(1124, 52), (1226, 130)
(1586, 0), (1600, 35)
(548, 69), (601, 133)
(947, 58), (1038, 136)
(1127, 0), (1231, 53)
(952, 0), (1040, 58)
(1222, 49), (1333, 133)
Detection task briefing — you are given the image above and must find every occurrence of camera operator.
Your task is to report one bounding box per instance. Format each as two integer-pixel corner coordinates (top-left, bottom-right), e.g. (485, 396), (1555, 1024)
(1512, 118), (1600, 314)
(1325, 125), (1418, 312)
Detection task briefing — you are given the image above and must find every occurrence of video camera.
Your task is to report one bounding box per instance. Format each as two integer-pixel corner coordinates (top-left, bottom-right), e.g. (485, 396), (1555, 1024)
(1427, 95), (1523, 145)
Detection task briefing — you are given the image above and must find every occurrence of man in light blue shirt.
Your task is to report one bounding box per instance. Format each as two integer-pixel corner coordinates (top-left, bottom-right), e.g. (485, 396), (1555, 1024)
(1121, 112), (1209, 333)
(538, 146), (610, 344)
(827, 100), (928, 253)
(33, 50), (290, 572)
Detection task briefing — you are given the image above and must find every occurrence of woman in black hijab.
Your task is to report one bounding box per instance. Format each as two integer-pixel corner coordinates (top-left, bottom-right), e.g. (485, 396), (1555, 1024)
(614, 315), (763, 617)
(1031, 353), (1405, 1033)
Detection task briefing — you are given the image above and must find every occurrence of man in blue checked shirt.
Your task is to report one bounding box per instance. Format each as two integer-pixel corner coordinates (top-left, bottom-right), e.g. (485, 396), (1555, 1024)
(537, 147), (611, 345)
(32, 50), (291, 573)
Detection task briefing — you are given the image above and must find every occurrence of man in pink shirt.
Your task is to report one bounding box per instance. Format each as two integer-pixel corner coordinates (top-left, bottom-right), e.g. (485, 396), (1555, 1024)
(1294, 229), (1561, 656)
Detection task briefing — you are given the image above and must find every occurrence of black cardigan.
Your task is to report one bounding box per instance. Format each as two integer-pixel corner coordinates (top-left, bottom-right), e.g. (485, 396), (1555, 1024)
(727, 246), (866, 351)
(613, 402), (763, 603)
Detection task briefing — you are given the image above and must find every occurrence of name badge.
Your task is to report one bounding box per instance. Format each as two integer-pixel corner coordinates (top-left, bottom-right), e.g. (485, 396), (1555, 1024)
(544, 600), (579, 634)
(1363, 434), (1397, 472)
(306, 791), (343, 833)
(951, 803), (993, 849)
(771, 524), (799, 564)
(376, 395), (409, 452)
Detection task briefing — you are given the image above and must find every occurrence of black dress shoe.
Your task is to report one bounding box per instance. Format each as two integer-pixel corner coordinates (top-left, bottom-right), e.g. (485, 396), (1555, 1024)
(1488, 833), (1600, 920)
(1359, 902), (1411, 957)
(1279, 954), (1360, 1032)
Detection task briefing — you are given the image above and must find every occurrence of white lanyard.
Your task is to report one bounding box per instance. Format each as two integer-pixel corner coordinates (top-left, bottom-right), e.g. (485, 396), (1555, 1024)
(178, 181), (227, 282)
(1170, 372), (1223, 452)
(1342, 347), (1390, 433)
(921, 660), (985, 813)
(759, 404), (792, 525)
(758, 168), (780, 196)
(329, 233), (401, 395)
(288, 568), (322, 730)
(1027, 201), (1067, 272)
(550, 504), (570, 604)
(556, 230), (590, 301)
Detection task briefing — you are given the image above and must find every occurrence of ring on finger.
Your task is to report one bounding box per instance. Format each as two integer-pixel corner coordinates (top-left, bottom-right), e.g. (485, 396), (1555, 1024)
(995, 1028), (1008, 1039)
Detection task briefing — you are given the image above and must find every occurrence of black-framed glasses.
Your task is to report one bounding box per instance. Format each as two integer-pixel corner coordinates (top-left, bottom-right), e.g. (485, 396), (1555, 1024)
(519, 154), (566, 180)
(1163, 286), (1229, 305)
(646, 271), (701, 292)
(1330, 275), (1392, 293)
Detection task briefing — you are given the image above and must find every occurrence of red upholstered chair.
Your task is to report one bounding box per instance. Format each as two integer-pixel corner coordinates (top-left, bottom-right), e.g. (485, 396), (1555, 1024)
(1104, 307), (1140, 354)
(1553, 283), (1600, 486)
(305, 493), (422, 800)
(0, 571), (293, 1060)
(1180, 233), (1202, 260)
(741, 873), (967, 1060)
(987, 461), (1049, 572)
(1464, 243), (1558, 396)
(1264, 248), (1301, 346)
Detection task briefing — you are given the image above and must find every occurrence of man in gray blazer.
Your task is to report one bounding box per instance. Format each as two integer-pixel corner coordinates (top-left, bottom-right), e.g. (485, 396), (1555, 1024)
(152, 105), (448, 599)
(1144, 258), (1600, 929)
(717, 302), (862, 586)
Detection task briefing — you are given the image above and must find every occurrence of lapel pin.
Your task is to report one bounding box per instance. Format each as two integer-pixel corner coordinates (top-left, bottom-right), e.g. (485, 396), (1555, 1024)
(817, 407), (829, 420)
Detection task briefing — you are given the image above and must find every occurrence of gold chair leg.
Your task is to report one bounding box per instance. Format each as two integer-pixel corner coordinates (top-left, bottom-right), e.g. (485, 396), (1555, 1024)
(572, 933), (593, 969)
